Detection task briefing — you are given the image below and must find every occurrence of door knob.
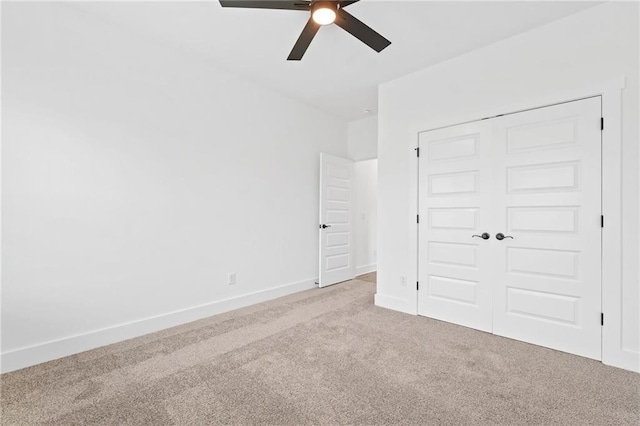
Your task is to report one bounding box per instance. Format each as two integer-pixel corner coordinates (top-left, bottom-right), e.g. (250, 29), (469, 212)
(472, 233), (490, 240)
(495, 233), (513, 240)
(319, 224), (331, 229)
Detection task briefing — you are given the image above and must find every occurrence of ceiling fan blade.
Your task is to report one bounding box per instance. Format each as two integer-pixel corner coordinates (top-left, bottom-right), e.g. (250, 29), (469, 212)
(334, 8), (391, 52)
(219, 1), (310, 11)
(338, 1), (360, 7)
(287, 18), (320, 60)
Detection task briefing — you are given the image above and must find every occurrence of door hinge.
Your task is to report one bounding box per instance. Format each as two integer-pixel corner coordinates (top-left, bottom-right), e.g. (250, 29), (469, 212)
(415, 147), (420, 157)
(417, 281), (419, 291)
(417, 215), (420, 224)
(601, 312), (604, 326)
(601, 117), (604, 130)
(601, 215), (604, 228)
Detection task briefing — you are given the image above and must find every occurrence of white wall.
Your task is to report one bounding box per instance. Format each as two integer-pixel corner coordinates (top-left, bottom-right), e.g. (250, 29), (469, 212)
(348, 115), (378, 161)
(353, 159), (377, 276)
(377, 2), (639, 370)
(1, 3), (347, 372)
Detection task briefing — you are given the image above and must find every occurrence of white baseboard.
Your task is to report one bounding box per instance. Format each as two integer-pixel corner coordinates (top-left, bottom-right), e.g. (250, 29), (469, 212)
(603, 349), (640, 373)
(356, 264), (377, 276)
(0, 278), (317, 374)
(374, 293), (417, 315)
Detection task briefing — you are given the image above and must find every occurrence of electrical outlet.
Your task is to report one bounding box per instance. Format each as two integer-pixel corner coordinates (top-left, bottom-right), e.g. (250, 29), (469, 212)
(228, 273), (236, 285)
(401, 275), (407, 286)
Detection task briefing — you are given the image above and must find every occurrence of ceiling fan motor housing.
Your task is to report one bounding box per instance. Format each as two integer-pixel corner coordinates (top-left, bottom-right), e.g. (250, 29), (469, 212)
(312, 1), (338, 13)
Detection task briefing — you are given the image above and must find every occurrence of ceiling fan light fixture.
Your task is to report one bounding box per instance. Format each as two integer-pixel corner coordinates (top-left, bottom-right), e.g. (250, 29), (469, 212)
(312, 2), (337, 26)
(219, 0), (392, 61)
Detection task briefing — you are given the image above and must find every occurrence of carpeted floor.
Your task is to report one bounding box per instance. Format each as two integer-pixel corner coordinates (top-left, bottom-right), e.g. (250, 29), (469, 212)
(1, 273), (638, 425)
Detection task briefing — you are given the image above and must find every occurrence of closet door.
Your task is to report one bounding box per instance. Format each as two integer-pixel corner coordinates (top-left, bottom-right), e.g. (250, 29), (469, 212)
(491, 97), (602, 360)
(417, 121), (494, 332)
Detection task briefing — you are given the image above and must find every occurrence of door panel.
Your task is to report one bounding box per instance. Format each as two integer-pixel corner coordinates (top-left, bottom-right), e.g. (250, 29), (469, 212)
(491, 97), (602, 360)
(418, 121), (494, 332)
(319, 153), (355, 287)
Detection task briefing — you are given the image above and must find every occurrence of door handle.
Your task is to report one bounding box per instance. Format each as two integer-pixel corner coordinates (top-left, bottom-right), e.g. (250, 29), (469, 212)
(472, 233), (490, 240)
(319, 224), (331, 229)
(495, 233), (513, 240)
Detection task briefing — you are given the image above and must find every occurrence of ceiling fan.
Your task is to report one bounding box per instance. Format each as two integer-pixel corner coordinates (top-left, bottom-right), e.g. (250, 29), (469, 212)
(219, 1), (391, 60)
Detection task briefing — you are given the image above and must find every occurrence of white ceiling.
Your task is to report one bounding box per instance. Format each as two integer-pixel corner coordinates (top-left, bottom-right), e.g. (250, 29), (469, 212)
(67, 1), (600, 121)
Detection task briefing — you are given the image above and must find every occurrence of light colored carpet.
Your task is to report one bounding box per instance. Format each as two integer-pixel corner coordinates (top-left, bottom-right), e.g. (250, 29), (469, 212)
(1, 274), (638, 425)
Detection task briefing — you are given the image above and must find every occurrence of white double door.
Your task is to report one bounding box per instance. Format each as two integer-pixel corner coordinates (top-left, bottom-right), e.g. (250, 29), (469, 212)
(418, 97), (602, 360)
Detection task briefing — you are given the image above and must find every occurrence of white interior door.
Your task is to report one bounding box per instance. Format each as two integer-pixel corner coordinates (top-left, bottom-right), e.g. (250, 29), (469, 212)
(417, 121), (494, 332)
(491, 97), (602, 360)
(319, 153), (355, 288)
(418, 97), (602, 360)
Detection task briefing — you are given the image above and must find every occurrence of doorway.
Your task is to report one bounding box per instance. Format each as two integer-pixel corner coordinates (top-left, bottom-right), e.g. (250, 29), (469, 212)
(354, 159), (378, 277)
(318, 154), (378, 287)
